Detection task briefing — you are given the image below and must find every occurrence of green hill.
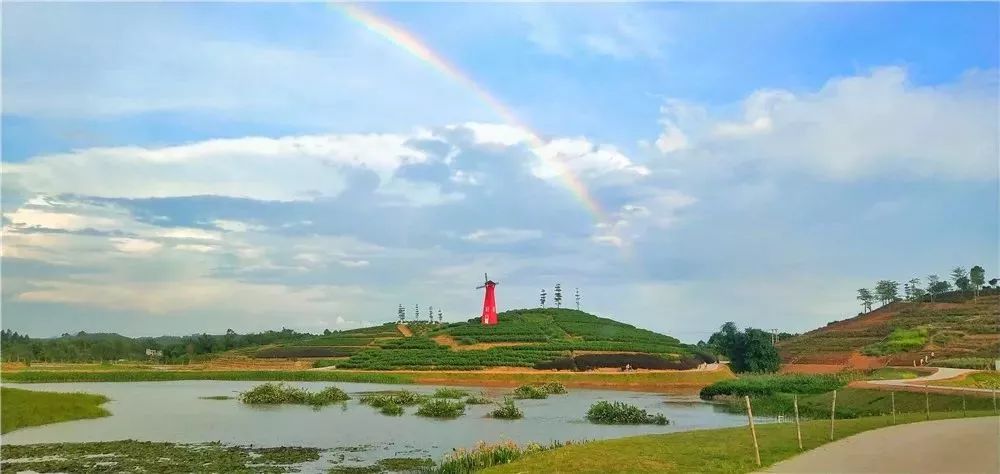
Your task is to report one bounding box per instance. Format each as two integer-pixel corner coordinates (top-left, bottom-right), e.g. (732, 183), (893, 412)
(264, 308), (710, 371)
(778, 293), (999, 367)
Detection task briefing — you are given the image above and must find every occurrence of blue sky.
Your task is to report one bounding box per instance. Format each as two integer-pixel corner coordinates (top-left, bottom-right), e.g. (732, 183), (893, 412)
(2, 2), (997, 340)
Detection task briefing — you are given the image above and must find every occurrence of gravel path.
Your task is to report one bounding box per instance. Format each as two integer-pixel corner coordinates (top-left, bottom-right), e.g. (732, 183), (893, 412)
(764, 417), (1000, 473)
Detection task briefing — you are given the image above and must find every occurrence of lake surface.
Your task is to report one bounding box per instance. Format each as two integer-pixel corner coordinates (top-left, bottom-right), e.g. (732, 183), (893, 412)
(4, 381), (762, 469)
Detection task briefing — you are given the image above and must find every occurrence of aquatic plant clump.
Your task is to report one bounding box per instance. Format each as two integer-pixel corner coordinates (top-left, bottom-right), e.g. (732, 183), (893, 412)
(586, 401), (668, 425)
(379, 401), (404, 416)
(511, 385), (548, 399)
(464, 393), (493, 405)
(432, 388), (469, 399)
(238, 383), (349, 406)
(437, 440), (573, 474)
(358, 391), (426, 408)
(490, 397), (523, 419)
(539, 382), (568, 394)
(415, 399), (466, 418)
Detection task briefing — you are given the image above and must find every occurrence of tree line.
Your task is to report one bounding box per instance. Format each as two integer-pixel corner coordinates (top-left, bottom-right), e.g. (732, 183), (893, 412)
(0, 328), (315, 364)
(397, 304), (443, 324)
(539, 284), (582, 310)
(856, 265), (995, 313)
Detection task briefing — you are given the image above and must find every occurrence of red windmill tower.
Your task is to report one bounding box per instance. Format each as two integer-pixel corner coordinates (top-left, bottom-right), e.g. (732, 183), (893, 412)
(476, 273), (499, 325)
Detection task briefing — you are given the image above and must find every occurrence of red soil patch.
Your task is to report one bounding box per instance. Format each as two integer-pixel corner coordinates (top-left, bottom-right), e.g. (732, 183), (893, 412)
(780, 364), (845, 374)
(396, 324), (413, 337)
(846, 351), (885, 369)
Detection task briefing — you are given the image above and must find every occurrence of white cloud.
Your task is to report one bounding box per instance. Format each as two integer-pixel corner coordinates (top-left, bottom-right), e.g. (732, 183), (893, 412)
(521, 5), (667, 59)
(111, 238), (162, 254)
(339, 259), (370, 268)
(462, 228), (544, 244)
(592, 190), (697, 247)
(656, 67), (999, 180)
(531, 137), (650, 180)
(212, 220), (265, 233)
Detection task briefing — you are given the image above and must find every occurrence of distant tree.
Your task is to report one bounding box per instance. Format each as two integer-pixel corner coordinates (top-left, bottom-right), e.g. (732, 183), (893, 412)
(575, 288), (581, 310)
(908, 278), (925, 301)
(902, 283), (911, 301)
(554, 284), (562, 308)
(398, 304), (405, 322)
(428, 306), (434, 323)
(990, 278), (999, 288)
(857, 288), (874, 313)
(414, 304), (420, 322)
(926, 274), (951, 301)
(707, 322), (779, 373)
(955, 276), (972, 294)
(323, 329), (332, 336)
(437, 309), (443, 324)
(874, 280), (899, 306)
(951, 267), (968, 291)
(539, 289), (547, 307)
(970, 266), (986, 298)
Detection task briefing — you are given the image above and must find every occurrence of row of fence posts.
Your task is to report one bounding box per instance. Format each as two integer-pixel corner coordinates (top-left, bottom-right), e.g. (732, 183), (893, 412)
(743, 386), (999, 467)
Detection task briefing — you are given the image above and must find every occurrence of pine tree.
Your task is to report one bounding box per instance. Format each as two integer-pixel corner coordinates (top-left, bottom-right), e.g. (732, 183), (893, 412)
(397, 304), (405, 322)
(540, 289), (547, 307)
(415, 304), (420, 322)
(428, 306), (434, 323)
(554, 284), (562, 308)
(575, 288), (580, 310)
(437, 309), (443, 324)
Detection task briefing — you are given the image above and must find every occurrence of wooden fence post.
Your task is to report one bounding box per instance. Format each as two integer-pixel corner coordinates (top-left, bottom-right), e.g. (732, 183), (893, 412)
(993, 389), (997, 415)
(745, 396), (761, 467)
(891, 391), (896, 425)
(924, 382), (930, 421)
(829, 390), (837, 440)
(962, 394), (966, 417)
(794, 394), (802, 450)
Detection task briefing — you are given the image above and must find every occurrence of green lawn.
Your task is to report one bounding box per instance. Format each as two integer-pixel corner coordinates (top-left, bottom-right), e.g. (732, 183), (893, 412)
(482, 411), (998, 473)
(933, 371), (1000, 389)
(716, 387), (995, 419)
(1, 387), (111, 433)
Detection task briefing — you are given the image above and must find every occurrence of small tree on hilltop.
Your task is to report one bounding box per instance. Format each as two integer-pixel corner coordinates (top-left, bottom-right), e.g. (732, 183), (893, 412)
(926, 274), (951, 302)
(951, 267), (968, 288)
(857, 288), (874, 313)
(874, 280), (899, 306)
(428, 306), (434, 323)
(398, 304), (405, 323)
(970, 266), (986, 299)
(908, 278), (925, 301)
(554, 284), (562, 308)
(414, 304), (420, 322)
(540, 289), (547, 307)
(575, 288), (581, 310)
(437, 309), (443, 324)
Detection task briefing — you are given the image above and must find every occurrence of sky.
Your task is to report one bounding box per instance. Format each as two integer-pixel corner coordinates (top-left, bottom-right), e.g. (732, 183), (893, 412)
(2, 2), (997, 341)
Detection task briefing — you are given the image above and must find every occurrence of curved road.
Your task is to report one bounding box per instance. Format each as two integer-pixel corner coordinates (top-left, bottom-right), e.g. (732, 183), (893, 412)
(764, 417), (1000, 473)
(866, 367), (996, 394)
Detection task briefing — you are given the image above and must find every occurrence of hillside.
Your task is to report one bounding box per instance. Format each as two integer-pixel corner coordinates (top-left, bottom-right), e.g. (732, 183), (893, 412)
(778, 293), (999, 368)
(261, 308), (709, 371)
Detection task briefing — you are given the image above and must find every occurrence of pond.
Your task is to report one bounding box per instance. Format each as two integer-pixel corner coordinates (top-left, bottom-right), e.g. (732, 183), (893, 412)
(4, 381), (761, 470)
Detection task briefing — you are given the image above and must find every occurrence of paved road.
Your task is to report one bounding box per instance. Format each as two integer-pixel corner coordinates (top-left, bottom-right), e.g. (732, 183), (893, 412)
(764, 417), (1000, 473)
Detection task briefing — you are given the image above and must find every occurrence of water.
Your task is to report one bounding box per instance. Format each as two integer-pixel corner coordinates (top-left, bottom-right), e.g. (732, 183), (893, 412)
(4, 381), (755, 466)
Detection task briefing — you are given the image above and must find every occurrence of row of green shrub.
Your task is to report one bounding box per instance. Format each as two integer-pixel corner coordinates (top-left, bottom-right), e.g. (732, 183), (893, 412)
(700, 373), (846, 400)
(1, 370), (414, 384)
(861, 328), (929, 356)
(255, 346), (360, 358)
(928, 357), (995, 370)
(336, 348), (566, 370)
(535, 353), (706, 371)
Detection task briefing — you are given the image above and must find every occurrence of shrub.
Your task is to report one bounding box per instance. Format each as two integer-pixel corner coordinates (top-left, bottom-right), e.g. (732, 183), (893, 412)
(432, 388), (468, 399)
(928, 357), (994, 370)
(534, 357), (577, 371)
(862, 328), (928, 356)
(585, 400), (668, 425)
(464, 393), (493, 405)
(699, 374), (845, 400)
(415, 399), (465, 418)
(511, 385), (547, 399)
(490, 397), (523, 419)
(238, 383), (349, 406)
(534, 353), (701, 371)
(256, 346), (360, 358)
(538, 382), (567, 394)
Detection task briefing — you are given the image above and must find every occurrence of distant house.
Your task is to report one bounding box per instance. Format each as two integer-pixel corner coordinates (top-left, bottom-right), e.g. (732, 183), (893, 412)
(145, 348), (163, 358)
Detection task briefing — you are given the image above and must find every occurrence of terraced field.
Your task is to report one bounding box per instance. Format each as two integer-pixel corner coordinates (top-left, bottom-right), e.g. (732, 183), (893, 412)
(778, 293), (999, 367)
(266, 308), (705, 371)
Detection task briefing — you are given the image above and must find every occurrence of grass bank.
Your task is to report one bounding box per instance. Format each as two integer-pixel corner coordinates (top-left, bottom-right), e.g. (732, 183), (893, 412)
(1, 387), (110, 433)
(411, 369), (732, 392)
(932, 371), (1000, 389)
(481, 411), (997, 473)
(0, 441), (320, 473)
(717, 387), (996, 419)
(1, 370), (414, 384)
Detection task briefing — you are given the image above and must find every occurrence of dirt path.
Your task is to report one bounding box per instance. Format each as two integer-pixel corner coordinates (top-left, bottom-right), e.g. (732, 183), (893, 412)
(763, 417), (1000, 473)
(859, 367), (997, 395)
(396, 324), (413, 337)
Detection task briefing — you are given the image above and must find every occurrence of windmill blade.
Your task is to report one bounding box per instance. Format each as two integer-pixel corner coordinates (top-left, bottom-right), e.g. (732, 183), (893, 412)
(475, 285), (485, 290)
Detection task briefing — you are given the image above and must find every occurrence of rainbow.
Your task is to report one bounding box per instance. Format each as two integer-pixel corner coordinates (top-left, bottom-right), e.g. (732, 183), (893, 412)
(338, 4), (607, 222)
